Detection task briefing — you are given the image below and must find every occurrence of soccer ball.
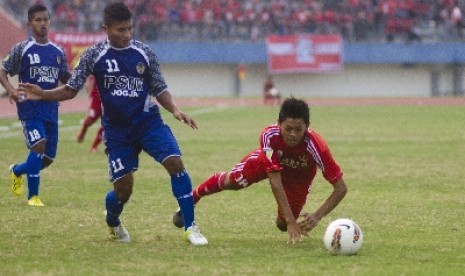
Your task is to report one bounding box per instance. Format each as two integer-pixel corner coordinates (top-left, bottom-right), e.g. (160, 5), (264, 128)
(323, 218), (363, 255)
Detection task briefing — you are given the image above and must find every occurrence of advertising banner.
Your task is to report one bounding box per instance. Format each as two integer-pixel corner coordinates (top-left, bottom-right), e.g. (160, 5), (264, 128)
(266, 34), (343, 74)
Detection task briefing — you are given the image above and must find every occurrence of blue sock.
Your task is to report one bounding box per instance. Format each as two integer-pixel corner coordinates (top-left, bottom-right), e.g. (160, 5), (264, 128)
(171, 170), (195, 230)
(105, 190), (124, 227)
(13, 161), (28, 176)
(26, 151), (43, 199)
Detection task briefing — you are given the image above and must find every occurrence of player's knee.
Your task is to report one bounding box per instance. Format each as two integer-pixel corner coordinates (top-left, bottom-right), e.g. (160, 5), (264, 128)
(41, 157), (53, 169)
(163, 156), (185, 174)
(114, 175), (133, 203)
(276, 218), (287, 232)
(115, 189), (132, 204)
(31, 140), (46, 154)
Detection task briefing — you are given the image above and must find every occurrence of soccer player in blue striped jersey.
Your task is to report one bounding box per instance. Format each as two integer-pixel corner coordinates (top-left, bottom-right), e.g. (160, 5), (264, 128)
(0, 4), (71, 207)
(20, 2), (208, 245)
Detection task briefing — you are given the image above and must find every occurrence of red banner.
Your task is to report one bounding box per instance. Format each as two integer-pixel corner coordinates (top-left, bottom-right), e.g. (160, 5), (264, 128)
(50, 32), (107, 68)
(266, 34), (343, 74)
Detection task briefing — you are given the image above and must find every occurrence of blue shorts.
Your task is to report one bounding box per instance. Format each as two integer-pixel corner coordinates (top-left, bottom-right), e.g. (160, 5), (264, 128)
(104, 122), (182, 182)
(21, 119), (58, 160)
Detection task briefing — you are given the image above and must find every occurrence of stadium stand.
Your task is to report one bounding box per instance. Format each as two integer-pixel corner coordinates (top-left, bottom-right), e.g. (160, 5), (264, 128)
(1, 0), (465, 43)
(0, 6), (27, 57)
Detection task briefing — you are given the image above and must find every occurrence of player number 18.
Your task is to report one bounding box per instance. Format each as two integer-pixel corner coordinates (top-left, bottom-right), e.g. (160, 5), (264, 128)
(28, 53), (40, 64)
(28, 129), (41, 142)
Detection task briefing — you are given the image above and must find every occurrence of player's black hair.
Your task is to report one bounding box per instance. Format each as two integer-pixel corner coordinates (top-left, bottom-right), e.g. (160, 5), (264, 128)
(27, 4), (48, 22)
(278, 97), (310, 126)
(103, 2), (132, 26)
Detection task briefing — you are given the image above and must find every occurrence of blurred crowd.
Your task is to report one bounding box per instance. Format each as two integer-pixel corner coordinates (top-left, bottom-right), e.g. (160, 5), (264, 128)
(3, 0), (465, 43)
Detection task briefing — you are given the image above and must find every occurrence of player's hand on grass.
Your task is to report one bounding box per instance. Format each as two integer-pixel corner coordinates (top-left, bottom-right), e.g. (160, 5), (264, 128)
(287, 221), (307, 244)
(173, 110), (198, 129)
(18, 83), (44, 101)
(298, 212), (321, 233)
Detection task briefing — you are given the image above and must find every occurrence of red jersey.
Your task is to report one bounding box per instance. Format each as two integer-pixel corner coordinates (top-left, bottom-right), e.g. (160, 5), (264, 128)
(227, 124), (343, 218)
(86, 76), (102, 118)
(234, 124), (343, 187)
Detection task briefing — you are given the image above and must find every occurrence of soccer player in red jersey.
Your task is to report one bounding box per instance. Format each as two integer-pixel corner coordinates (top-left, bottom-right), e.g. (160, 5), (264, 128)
(263, 75), (281, 105)
(173, 97), (347, 244)
(76, 75), (104, 152)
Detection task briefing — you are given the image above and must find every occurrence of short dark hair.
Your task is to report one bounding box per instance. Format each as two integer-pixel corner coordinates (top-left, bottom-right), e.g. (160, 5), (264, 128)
(104, 2), (132, 26)
(28, 4), (48, 22)
(278, 97), (310, 126)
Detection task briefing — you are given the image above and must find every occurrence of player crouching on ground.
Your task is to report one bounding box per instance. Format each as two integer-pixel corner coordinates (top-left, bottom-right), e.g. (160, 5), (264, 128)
(173, 97), (347, 243)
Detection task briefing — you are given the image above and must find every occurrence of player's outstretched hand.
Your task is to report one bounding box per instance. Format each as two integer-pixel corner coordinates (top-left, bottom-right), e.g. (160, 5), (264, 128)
(287, 221), (307, 244)
(18, 83), (44, 101)
(8, 87), (26, 104)
(173, 111), (198, 129)
(297, 212), (321, 234)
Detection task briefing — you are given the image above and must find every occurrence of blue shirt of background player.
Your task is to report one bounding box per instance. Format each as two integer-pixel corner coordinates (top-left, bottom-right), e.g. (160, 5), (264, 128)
(1, 37), (69, 122)
(67, 39), (168, 133)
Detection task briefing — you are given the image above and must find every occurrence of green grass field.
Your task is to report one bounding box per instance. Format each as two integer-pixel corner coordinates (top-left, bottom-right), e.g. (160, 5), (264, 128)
(0, 104), (464, 275)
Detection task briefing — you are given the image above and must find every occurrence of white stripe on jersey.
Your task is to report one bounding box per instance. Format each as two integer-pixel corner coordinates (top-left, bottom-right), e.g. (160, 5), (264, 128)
(261, 125), (280, 148)
(21, 40), (36, 56)
(49, 42), (66, 54)
(307, 136), (325, 171)
(130, 43), (150, 65)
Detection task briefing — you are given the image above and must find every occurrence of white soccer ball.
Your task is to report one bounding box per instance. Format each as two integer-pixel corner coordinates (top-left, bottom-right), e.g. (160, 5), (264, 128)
(323, 218), (363, 255)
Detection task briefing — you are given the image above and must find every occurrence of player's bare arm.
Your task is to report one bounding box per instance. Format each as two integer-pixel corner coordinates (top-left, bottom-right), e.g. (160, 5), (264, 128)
(267, 171), (306, 244)
(0, 68), (21, 103)
(20, 83), (78, 101)
(298, 178), (347, 233)
(156, 90), (198, 129)
(58, 72), (72, 86)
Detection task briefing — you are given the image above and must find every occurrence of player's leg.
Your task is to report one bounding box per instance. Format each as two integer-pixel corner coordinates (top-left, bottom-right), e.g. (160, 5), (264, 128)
(90, 126), (103, 152)
(10, 145), (44, 202)
(193, 151), (265, 204)
(42, 120), (58, 171)
(25, 140), (46, 206)
(163, 157), (194, 225)
(171, 171), (229, 229)
(77, 107), (99, 143)
(104, 133), (137, 243)
(106, 174), (132, 243)
(172, 170), (237, 228)
(25, 120), (58, 206)
(10, 120), (46, 206)
(192, 172), (229, 205)
(163, 156), (208, 245)
(143, 123), (207, 245)
(174, 155), (266, 228)
(145, 126), (196, 229)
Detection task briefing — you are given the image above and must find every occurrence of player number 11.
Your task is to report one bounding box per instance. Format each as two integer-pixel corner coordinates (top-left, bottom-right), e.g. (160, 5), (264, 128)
(111, 158), (125, 173)
(105, 59), (120, 73)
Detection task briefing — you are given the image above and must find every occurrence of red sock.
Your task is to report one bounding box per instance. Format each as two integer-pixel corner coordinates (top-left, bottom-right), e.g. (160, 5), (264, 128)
(193, 172), (226, 204)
